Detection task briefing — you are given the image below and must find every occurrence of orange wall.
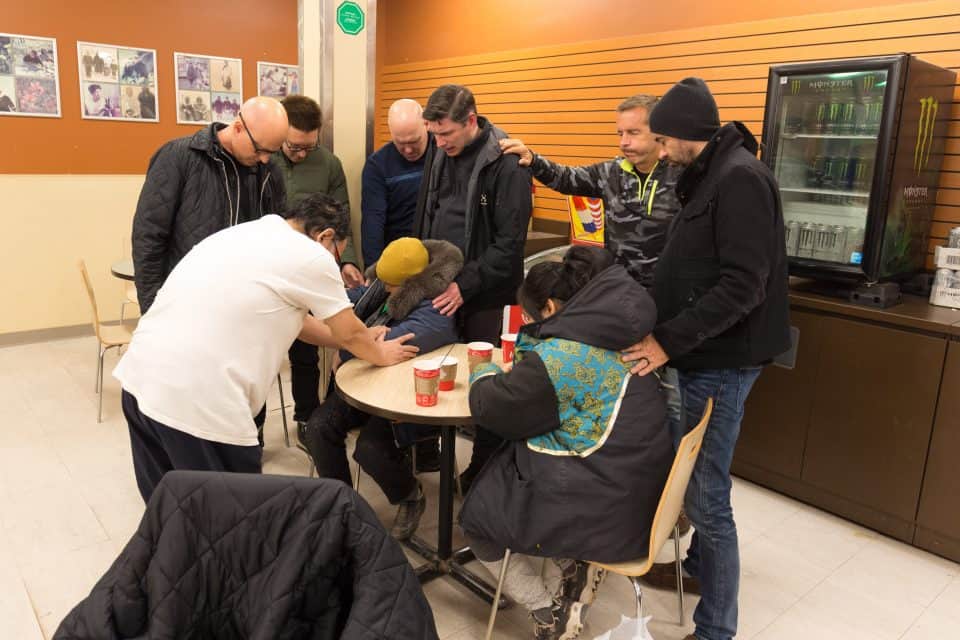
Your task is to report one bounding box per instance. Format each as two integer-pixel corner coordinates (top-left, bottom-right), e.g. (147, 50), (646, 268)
(381, 0), (928, 65)
(3, 0), (297, 174)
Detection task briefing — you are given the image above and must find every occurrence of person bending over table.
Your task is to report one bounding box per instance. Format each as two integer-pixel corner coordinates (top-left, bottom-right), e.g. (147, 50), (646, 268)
(114, 194), (418, 504)
(301, 237), (462, 540)
(461, 246), (673, 640)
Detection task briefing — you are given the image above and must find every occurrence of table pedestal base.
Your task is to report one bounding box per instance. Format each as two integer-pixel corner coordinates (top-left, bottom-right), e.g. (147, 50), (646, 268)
(405, 537), (509, 608)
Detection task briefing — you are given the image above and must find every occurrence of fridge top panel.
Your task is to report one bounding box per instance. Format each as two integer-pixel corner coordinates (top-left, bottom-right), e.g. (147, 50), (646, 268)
(771, 68), (891, 269)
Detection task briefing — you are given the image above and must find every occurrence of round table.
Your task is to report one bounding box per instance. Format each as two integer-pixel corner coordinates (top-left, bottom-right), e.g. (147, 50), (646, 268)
(110, 259), (135, 281)
(336, 343), (507, 605)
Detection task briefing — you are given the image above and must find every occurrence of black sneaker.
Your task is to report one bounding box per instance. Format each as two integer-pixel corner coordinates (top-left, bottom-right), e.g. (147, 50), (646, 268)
(531, 598), (585, 640)
(390, 485), (426, 540)
(557, 561), (605, 606)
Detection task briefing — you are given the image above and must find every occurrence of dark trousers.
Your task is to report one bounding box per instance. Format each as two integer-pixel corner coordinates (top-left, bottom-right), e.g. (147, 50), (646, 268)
(460, 307), (506, 474)
(122, 390), (262, 504)
(302, 389), (418, 504)
(288, 338), (321, 422)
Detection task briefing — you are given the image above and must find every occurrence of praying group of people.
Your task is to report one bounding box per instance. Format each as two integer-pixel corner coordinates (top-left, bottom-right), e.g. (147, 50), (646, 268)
(103, 75), (789, 640)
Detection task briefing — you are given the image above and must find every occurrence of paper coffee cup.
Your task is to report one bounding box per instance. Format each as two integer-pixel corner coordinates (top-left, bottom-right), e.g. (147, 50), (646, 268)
(413, 360), (441, 406)
(501, 333), (517, 363)
(467, 341), (494, 373)
(436, 355), (458, 391)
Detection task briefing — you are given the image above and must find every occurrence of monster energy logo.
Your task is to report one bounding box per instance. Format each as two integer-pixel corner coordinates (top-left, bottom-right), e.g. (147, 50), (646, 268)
(791, 79), (801, 95)
(915, 96), (938, 174)
(862, 75), (877, 93)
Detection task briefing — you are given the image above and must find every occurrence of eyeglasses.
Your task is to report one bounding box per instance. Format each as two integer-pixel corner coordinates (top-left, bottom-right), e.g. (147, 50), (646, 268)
(238, 111), (280, 155)
(283, 140), (321, 154)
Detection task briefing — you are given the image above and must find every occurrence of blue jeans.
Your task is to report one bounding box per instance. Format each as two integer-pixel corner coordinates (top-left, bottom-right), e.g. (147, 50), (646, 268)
(676, 367), (762, 640)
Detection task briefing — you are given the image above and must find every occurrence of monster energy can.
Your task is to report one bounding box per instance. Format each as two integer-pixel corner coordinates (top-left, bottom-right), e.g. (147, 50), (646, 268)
(798, 222), (816, 258)
(785, 221), (801, 256)
(839, 100), (857, 134)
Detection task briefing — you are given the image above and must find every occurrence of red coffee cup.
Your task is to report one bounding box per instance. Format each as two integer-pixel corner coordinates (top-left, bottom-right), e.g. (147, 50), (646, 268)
(501, 333), (517, 363)
(413, 360), (441, 406)
(436, 355), (458, 391)
(467, 341), (494, 373)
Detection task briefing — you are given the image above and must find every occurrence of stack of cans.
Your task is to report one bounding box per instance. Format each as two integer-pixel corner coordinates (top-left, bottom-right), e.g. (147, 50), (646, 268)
(930, 231), (960, 309)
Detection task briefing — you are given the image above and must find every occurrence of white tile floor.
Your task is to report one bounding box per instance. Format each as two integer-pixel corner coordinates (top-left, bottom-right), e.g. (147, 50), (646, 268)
(0, 334), (957, 639)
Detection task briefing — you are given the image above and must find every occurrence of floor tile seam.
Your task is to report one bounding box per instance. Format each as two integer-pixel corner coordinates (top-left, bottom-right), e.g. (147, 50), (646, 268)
(894, 578), (958, 639)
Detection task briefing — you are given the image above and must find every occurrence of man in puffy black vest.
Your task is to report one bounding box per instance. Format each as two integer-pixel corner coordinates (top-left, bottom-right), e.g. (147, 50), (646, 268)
(623, 77), (791, 640)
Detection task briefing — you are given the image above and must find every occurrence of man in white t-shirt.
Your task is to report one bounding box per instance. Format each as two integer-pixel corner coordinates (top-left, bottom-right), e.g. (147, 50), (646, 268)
(114, 193), (418, 503)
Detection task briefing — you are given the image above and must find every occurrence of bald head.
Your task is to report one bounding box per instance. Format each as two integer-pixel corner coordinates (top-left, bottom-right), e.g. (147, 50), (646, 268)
(220, 96), (289, 166)
(387, 99), (428, 162)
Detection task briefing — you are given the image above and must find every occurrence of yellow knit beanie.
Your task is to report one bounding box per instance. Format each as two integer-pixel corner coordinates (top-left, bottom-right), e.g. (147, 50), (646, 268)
(375, 237), (429, 286)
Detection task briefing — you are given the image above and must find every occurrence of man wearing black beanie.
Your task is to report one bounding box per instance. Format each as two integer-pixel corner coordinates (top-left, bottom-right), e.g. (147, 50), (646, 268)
(623, 77), (791, 640)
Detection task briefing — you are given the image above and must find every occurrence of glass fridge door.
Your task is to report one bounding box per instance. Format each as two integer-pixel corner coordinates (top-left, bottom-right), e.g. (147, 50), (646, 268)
(770, 70), (888, 266)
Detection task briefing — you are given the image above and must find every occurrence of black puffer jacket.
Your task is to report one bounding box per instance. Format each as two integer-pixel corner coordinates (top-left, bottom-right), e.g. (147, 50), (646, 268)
(132, 124), (286, 313)
(53, 471), (439, 640)
(653, 122), (791, 370)
(461, 266), (673, 563)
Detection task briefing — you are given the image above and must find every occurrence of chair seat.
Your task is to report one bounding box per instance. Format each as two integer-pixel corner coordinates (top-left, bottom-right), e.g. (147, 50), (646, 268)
(98, 323), (133, 346)
(593, 555), (653, 578)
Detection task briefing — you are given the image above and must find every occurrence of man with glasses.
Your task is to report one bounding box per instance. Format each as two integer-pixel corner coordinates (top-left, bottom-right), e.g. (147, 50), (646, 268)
(133, 95), (288, 316)
(274, 95), (363, 431)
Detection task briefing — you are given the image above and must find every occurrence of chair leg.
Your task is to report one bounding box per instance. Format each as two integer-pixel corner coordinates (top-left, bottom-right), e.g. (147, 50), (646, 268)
(94, 343), (102, 393)
(97, 346), (106, 423)
(277, 374), (290, 447)
(674, 523), (684, 623)
(484, 549), (512, 640)
(354, 457), (362, 491)
(630, 576), (644, 621)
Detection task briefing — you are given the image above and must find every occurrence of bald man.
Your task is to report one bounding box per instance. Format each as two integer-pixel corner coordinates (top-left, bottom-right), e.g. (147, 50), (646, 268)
(132, 96), (289, 314)
(360, 98), (432, 265)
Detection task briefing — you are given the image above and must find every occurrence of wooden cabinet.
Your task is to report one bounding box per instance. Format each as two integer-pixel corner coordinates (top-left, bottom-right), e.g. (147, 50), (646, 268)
(736, 310), (824, 480)
(734, 290), (958, 557)
(801, 318), (945, 537)
(915, 339), (960, 560)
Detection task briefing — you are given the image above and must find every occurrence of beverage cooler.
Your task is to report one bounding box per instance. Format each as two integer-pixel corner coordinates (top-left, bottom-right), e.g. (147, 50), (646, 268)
(760, 54), (956, 286)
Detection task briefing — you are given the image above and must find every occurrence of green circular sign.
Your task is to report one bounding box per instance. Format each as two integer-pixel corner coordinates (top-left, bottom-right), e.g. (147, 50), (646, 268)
(336, 1), (365, 36)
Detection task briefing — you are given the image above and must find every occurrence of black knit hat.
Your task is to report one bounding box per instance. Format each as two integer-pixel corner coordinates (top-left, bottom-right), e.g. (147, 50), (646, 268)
(649, 77), (720, 141)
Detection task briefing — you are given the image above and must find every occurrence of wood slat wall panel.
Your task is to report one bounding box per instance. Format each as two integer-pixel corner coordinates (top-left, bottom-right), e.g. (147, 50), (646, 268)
(377, 0), (960, 269)
(382, 1), (959, 73)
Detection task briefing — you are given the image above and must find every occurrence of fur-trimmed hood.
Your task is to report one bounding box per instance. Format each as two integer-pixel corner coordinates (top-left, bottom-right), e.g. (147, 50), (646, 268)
(365, 240), (463, 320)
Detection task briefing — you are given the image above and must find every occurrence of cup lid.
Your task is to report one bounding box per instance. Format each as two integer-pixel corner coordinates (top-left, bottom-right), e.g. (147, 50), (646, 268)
(467, 341), (494, 351)
(414, 358), (441, 371)
(436, 355), (458, 365)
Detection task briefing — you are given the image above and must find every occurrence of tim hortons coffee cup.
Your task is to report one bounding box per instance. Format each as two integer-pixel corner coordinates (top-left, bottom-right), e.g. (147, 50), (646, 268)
(500, 333), (517, 363)
(413, 360), (441, 406)
(467, 341), (494, 373)
(436, 355), (458, 391)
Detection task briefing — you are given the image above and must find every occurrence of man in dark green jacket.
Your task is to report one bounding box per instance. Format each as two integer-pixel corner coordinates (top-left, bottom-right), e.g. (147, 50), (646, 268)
(274, 95), (362, 426)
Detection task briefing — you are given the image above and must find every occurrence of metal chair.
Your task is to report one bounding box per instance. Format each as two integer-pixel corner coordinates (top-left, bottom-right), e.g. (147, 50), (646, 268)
(78, 260), (133, 422)
(484, 398), (714, 640)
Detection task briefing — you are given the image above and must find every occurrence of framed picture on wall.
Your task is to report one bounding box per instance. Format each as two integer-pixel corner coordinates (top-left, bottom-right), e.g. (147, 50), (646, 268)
(77, 41), (158, 122)
(174, 51), (242, 125)
(0, 32), (61, 118)
(257, 62), (301, 98)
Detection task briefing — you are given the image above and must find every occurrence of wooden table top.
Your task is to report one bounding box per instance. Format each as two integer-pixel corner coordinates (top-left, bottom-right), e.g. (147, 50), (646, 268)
(335, 343), (504, 425)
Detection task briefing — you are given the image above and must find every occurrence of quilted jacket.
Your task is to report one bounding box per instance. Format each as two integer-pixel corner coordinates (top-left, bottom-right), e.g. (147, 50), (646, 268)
(54, 471), (439, 640)
(132, 124), (286, 313)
